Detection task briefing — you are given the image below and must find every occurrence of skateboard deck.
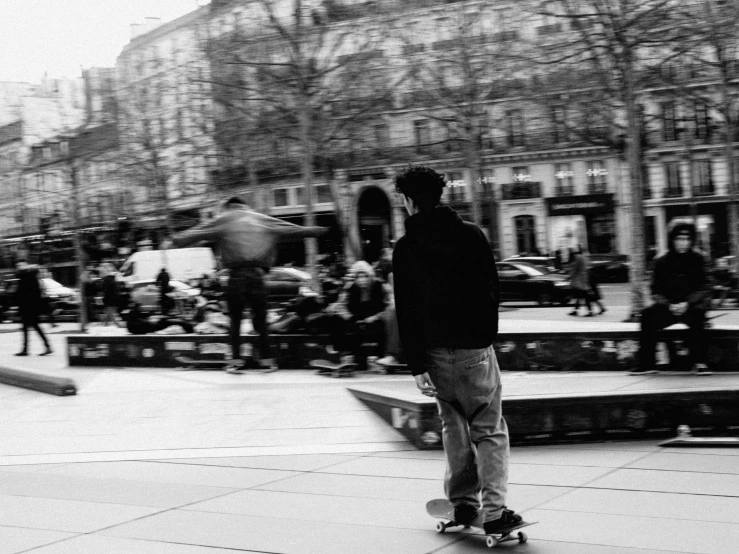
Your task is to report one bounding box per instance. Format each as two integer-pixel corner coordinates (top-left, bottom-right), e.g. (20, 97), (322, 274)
(309, 359), (358, 378)
(175, 356), (231, 370)
(426, 499), (535, 549)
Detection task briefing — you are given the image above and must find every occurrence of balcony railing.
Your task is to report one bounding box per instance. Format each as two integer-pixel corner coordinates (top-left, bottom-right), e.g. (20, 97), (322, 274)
(502, 182), (542, 201)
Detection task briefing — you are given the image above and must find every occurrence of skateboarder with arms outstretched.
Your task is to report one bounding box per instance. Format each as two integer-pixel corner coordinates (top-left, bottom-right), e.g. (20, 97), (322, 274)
(392, 166), (521, 534)
(171, 197), (327, 372)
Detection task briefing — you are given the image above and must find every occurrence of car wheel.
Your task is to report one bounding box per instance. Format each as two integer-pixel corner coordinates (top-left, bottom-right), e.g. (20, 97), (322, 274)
(537, 289), (554, 306)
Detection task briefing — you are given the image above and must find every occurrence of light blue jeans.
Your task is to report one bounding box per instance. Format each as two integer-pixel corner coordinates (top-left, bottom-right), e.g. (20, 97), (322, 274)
(426, 345), (509, 523)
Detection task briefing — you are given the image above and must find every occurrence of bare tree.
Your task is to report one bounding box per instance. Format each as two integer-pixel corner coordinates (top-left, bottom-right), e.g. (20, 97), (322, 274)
(205, 0), (401, 269)
(662, 0), (739, 269)
(529, 0), (680, 320)
(390, 4), (524, 253)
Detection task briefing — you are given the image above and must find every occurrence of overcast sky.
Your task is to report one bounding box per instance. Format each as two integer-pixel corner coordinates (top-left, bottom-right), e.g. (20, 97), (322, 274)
(0, 0), (209, 83)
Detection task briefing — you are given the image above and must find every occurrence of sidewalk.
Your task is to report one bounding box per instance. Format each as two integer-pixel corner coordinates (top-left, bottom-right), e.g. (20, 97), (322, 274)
(1, 322), (738, 552)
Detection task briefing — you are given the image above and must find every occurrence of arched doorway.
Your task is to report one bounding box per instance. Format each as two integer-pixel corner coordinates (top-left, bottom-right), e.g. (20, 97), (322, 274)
(357, 186), (392, 263)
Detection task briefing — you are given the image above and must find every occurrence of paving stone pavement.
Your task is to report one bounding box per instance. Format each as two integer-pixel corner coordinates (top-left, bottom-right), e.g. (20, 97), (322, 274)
(1, 323), (738, 552)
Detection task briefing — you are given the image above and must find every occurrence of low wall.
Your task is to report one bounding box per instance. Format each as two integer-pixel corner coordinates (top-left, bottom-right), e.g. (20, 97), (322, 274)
(67, 327), (739, 371)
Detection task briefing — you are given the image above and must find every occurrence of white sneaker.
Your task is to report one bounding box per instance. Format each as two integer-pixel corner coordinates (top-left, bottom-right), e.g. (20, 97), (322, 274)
(377, 356), (398, 366)
(259, 358), (279, 373)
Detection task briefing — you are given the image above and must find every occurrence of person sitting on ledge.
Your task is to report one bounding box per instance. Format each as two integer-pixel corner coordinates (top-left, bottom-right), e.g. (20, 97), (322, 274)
(326, 260), (387, 366)
(631, 221), (712, 376)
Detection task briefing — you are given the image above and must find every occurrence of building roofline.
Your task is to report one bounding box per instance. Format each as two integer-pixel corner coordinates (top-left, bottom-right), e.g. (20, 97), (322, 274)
(119, 5), (209, 55)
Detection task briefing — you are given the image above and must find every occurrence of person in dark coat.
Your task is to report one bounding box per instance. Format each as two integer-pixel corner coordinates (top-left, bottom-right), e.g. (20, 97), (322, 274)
(568, 250), (593, 316)
(632, 221), (712, 375)
(155, 268), (172, 315)
(100, 263), (122, 327)
(392, 166), (521, 535)
(14, 263), (52, 356)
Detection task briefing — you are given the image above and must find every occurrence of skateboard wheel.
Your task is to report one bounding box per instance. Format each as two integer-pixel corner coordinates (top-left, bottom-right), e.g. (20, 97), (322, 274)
(486, 536), (498, 548)
(518, 531), (527, 543)
(436, 521), (446, 533)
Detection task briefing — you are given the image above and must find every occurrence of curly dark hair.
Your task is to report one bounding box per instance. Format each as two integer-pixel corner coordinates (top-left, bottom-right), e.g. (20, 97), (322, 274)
(393, 166), (446, 211)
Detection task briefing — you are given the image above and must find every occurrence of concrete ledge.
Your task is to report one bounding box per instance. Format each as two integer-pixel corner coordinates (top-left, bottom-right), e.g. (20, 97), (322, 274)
(0, 366), (76, 396)
(350, 383), (739, 449)
(68, 326), (739, 372)
(67, 333), (330, 368)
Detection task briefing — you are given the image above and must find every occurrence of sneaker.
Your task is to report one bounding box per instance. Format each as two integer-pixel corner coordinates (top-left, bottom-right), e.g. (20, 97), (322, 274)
(14, 351), (28, 356)
(483, 508), (523, 534)
(225, 360), (244, 374)
(453, 503), (479, 526)
(568, 311), (579, 316)
(377, 356), (399, 366)
(629, 368), (658, 375)
(39, 348), (53, 356)
(691, 364), (713, 376)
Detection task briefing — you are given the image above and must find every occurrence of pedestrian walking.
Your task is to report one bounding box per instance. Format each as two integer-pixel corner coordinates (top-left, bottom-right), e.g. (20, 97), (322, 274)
(172, 196), (328, 373)
(14, 262), (52, 356)
(100, 263), (122, 327)
(392, 166), (521, 534)
(588, 261), (607, 315)
(631, 221), (712, 375)
(568, 250), (593, 316)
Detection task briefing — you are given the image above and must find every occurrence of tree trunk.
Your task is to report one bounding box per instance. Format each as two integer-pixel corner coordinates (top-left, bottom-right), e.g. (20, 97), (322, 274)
(721, 89), (739, 273)
(624, 71), (648, 322)
(299, 105), (319, 284)
(70, 165), (88, 332)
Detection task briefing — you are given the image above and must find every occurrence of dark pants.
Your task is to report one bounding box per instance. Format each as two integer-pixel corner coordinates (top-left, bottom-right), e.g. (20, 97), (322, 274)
(639, 304), (707, 370)
(21, 316), (50, 352)
(226, 267), (271, 361)
(572, 289), (592, 312)
(329, 315), (385, 357)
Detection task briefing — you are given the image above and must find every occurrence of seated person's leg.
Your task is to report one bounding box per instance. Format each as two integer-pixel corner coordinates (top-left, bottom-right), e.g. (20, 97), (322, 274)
(637, 304), (674, 372)
(683, 307), (708, 369)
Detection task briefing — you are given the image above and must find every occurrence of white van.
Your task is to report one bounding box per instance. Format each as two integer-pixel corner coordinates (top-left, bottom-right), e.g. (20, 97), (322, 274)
(117, 247), (217, 284)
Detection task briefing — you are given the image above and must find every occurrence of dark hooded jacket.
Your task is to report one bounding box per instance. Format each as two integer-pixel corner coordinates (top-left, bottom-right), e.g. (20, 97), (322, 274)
(392, 206), (499, 376)
(651, 222), (710, 307)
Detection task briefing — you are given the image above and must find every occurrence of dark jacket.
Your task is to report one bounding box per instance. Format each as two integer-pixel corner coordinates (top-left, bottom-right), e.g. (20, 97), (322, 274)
(16, 268), (43, 321)
(173, 205), (327, 269)
(101, 275), (119, 308)
(392, 206), (499, 376)
(651, 222), (710, 308)
(346, 280), (386, 321)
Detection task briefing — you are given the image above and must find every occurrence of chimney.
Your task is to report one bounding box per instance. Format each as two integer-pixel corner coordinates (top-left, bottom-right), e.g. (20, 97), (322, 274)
(130, 23), (143, 39)
(144, 17), (163, 33)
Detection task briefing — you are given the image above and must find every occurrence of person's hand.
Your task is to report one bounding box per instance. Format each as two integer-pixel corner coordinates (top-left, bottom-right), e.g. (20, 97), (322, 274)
(414, 373), (437, 397)
(670, 302), (688, 315)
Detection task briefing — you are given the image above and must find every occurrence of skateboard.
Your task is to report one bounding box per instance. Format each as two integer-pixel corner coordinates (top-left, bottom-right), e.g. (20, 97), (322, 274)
(309, 359), (358, 378)
(426, 499), (535, 549)
(175, 356), (232, 371)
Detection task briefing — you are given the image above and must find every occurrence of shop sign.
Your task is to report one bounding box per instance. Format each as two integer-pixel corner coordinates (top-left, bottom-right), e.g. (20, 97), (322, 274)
(546, 193), (614, 216)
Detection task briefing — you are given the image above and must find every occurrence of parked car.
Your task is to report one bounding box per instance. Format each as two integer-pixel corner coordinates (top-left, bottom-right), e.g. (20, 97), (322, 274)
(0, 277), (80, 321)
(126, 279), (202, 319)
(588, 254), (630, 283)
(496, 261), (573, 306)
(215, 266), (314, 305)
(501, 256), (564, 274)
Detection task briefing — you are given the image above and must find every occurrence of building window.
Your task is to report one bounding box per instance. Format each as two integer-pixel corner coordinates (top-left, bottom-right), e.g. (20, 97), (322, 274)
(315, 184), (332, 204)
(514, 215), (537, 255)
(692, 159), (714, 196)
(374, 123), (389, 148)
(413, 120), (430, 152)
(662, 101), (678, 141)
(506, 109), (525, 147)
(551, 105), (568, 144)
(586, 160), (608, 193)
(664, 162), (683, 197)
(295, 186), (305, 206)
(480, 169), (495, 197)
(273, 188), (289, 207)
(693, 101), (711, 140)
(554, 163), (574, 196)
(642, 164), (651, 200)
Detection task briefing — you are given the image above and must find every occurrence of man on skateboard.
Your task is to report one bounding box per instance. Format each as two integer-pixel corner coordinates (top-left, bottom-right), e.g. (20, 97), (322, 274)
(172, 197), (327, 373)
(392, 166), (521, 534)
